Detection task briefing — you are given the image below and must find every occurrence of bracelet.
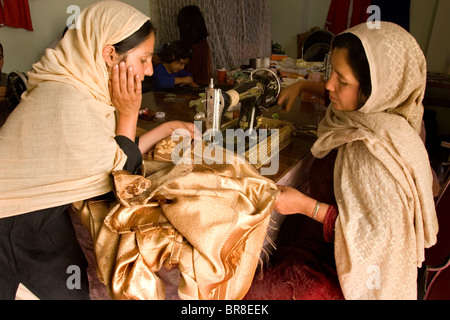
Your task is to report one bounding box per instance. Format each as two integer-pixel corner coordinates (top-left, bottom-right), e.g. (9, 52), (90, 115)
(312, 201), (321, 220)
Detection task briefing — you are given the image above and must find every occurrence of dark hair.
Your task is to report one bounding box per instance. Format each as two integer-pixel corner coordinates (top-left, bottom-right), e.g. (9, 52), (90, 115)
(113, 20), (156, 55)
(159, 40), (192, 63)
(177, 5), (209, 46)
(332, 33), (372, 107)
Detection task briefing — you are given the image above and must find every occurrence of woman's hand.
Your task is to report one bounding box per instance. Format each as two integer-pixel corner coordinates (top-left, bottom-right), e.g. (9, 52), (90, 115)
(275, 185), (329, 223)
(166, 120), (200, 139)
(109, 62), (142, 116)
(110, 62), (142, 140)
(277, 80), (326, 113)
(277, 81), (304, 113)
(274, 185), (309, 215)
(177, 76), (198, 88)
(138, 121), (201, 155)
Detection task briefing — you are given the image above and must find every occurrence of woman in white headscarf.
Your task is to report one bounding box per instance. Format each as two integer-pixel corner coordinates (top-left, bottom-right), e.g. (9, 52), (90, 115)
(247, 22), (438, 300)
(0, 1), (194, 299)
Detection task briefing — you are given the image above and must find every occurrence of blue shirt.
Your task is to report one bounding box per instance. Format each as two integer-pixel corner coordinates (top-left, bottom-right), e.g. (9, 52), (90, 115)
(153, 63), (192, 91)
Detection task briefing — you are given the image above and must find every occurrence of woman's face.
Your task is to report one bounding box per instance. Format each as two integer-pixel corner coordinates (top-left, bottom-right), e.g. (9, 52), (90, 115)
(114, 32), (156, 80)
(325, 47), (361, 112)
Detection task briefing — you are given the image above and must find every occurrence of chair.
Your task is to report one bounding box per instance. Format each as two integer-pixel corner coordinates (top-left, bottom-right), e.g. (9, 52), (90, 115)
(420, 167), (450, 300)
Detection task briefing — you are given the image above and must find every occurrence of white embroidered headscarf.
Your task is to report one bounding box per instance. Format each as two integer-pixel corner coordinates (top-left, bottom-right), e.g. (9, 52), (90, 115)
(0, 1), (150, 218)
(311, 22), (438, 299)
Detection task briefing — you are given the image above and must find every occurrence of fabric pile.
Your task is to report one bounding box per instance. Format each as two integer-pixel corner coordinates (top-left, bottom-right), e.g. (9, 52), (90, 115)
(74, 141), (279, 300)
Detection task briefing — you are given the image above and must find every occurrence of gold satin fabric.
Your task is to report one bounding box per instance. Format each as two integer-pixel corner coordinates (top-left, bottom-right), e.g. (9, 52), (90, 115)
(73, 142), (279, 300)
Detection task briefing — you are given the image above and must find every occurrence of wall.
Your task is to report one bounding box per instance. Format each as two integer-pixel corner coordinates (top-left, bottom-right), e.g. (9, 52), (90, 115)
(0, 0), (150, 74)
(270, 0), (331, 58)
(270, 0), (449, 74)
(1, 0), (448, 74)
(426, 0), (450, 74)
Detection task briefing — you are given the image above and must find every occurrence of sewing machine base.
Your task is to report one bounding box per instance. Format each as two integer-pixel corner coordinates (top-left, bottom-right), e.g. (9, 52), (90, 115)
(207, 117), (294, 169)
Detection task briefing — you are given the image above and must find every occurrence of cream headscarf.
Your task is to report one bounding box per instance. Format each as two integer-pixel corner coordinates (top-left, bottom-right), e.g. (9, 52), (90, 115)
(0, 1), (150, 218)
(311, 22), (438, 299)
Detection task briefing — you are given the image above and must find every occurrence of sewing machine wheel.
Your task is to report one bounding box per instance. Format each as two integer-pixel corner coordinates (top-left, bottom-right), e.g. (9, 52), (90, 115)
(251, 68), (281, 108)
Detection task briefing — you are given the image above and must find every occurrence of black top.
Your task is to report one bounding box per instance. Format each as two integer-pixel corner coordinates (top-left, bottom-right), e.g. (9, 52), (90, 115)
(115, 135), (142, 174)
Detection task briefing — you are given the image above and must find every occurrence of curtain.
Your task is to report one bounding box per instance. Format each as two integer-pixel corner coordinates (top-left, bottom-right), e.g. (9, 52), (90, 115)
(371, 0), (410, 31)
(325, 0), (371, 35)
(325, 0), (411, 35)
(0, 0), (33, 31)
(149, 0), (271, 72)
(0, 1), (4, 27)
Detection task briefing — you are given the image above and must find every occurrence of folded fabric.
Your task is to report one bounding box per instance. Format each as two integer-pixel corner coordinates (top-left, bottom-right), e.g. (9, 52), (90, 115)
(73, 141), (279, 300)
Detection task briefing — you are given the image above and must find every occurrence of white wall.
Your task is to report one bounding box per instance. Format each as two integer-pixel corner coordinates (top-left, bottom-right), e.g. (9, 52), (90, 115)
(0, 0), (150, 74)
(270, 0), (449, 74)
(270, 0), (331, 58)
(426, 0), (450, 73)
(1, 0), (448, 74)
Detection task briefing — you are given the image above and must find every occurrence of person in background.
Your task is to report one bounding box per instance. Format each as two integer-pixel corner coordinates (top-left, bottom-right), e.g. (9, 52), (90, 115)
(177, 5), (213, 84)
(0, 42), (7, 103)
(0, 1), (195, 300)
(245, 22), (438, 300)
(0, 42), (9, 125)
(152, 40), (198, 91)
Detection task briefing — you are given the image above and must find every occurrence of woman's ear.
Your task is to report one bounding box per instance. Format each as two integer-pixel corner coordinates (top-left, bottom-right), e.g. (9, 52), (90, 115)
(102, 45), (118, 69)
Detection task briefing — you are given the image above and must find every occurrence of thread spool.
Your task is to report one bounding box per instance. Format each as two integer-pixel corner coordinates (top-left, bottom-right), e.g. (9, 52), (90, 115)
(155, 112), (166, 119)
(255, 57), (262, 69)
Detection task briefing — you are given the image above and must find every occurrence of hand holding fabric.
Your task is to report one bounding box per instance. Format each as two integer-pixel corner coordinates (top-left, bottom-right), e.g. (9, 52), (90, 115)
(274, 185), (308, 215)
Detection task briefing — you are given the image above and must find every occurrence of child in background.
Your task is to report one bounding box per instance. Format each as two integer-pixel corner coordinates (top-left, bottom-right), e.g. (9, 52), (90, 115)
(153, 41), (198, 91)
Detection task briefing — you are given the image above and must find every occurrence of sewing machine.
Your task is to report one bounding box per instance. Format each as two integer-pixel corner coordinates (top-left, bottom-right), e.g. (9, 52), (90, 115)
(202, 68), (281, 143)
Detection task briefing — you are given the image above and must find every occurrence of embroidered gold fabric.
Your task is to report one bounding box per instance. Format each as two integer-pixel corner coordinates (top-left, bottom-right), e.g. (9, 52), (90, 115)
(73, 142), (279, 300)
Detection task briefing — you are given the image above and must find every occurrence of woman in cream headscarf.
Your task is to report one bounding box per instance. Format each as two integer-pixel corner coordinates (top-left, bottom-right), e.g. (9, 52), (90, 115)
(0, 1), (194, 299)
(256, 22), (438, 300)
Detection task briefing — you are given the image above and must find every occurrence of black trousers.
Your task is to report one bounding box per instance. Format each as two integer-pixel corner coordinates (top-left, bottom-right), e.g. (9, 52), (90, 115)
(0, 205), (90, 300)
